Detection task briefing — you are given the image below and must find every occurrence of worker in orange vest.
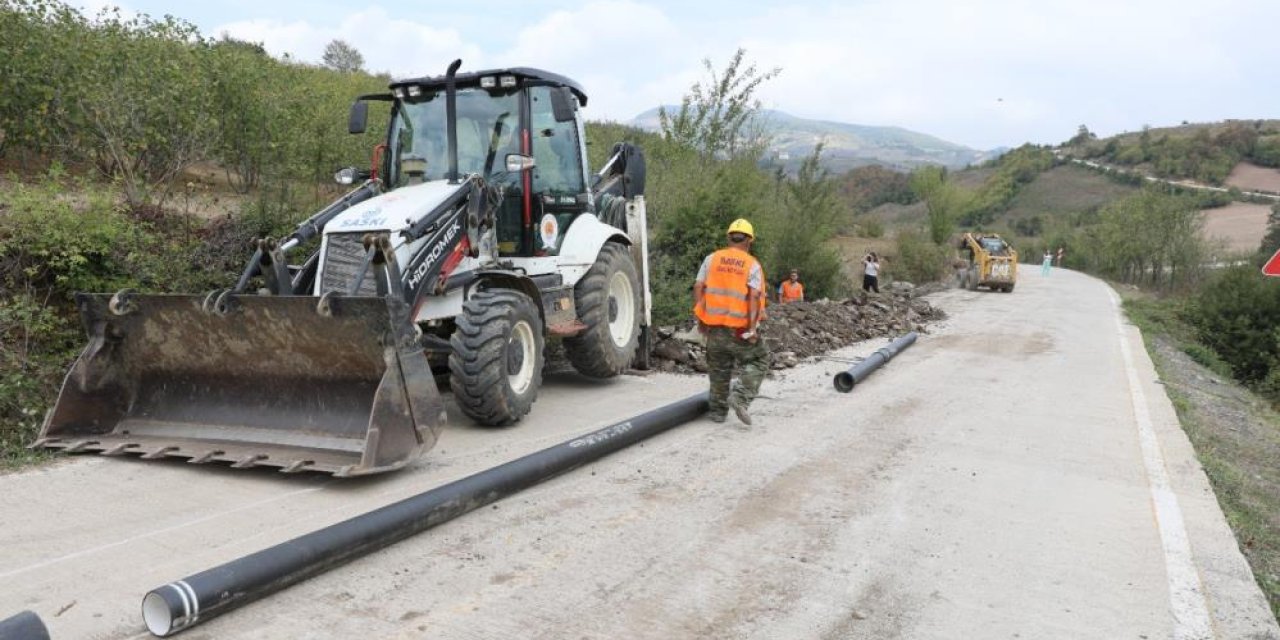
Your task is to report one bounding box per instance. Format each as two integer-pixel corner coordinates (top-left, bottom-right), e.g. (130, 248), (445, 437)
(779, 269), (804, 303)
(694, 218), (768, 426)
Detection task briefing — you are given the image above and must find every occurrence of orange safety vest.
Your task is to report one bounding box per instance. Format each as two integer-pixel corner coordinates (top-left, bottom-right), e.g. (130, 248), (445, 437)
(780, 280), (804, 303)
(695, 248), (764, 328)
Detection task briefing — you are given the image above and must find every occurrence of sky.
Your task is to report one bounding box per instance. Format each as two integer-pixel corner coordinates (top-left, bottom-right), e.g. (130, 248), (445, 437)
(76, 0), (1280, 150)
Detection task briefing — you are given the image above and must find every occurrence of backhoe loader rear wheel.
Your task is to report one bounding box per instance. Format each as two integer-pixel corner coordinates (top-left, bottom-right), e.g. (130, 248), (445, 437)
(565, 242), (641, 378)
(449, 289), (544, 426)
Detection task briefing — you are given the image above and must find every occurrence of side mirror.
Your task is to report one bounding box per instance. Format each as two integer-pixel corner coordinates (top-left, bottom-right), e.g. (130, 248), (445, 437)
(505, 153), (536, 172)
(334, 167), (370, 185)
(348, 101), (368, 135)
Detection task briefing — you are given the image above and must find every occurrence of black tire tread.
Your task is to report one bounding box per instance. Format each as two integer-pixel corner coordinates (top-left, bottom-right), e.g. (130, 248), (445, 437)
(564, 243), (641, 378)
(448, 289), (543, 426)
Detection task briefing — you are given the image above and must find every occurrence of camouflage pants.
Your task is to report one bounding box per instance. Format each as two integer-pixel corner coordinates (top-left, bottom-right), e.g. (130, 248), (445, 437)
(705, 327), (768, 418)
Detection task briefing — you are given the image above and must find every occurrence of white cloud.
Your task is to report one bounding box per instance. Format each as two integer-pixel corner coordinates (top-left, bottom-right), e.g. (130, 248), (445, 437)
(495, 0), (698, 121)
(214, 7), (484, 79)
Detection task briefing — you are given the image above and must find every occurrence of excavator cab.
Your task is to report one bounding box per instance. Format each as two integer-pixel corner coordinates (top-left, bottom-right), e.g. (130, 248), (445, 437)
(378, 70), (591, 258)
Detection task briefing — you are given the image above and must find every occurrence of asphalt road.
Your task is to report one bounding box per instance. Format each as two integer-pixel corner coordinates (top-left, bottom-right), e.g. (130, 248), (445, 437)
(2, 267), (1277, 639)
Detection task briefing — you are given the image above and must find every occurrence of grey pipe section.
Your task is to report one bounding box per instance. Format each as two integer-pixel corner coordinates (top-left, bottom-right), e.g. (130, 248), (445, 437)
(834, 332), (918, 392)
(0, 610), (49, 640)
(141, 392), (709, 636)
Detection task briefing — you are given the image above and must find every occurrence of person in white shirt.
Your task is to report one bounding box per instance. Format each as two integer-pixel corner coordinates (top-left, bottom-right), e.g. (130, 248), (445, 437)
(862, 252), (881, 293)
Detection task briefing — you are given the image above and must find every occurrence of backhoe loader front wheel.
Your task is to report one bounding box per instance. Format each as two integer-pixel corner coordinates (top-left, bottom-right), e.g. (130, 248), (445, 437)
(449, 289), (544, 426)
(565, 242), (641, 378)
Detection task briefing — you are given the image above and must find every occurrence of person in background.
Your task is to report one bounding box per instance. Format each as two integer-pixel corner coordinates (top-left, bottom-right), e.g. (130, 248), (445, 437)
(862, 252), (881, 293)
(779, 269), (805, 303)
(694, 219), (768, 426)
(1056, 246), (1065, 267)
(1042, 250), (1053, 276)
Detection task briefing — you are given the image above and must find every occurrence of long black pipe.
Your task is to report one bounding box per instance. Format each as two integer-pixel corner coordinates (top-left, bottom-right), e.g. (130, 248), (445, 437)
(833, 332), (918, 393)
(141, 392), (710, 636)
(444, 59), (462, 185)
(0, 610), (49, 640)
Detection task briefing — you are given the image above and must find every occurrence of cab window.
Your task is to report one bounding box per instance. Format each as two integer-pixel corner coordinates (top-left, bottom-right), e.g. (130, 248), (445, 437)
(528, 86), (584, 196)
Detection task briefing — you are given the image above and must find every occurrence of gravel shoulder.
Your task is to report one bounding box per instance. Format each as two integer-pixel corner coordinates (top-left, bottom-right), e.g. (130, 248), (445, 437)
(1138, 325), (1280, 623)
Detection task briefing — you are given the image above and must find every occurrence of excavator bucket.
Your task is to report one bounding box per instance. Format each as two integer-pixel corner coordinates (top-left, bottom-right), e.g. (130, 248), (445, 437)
(32, 291), (445, 477)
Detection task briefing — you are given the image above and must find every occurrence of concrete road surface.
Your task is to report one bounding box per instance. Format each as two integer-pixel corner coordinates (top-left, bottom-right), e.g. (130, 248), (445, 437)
(2, 267), (1277, 639)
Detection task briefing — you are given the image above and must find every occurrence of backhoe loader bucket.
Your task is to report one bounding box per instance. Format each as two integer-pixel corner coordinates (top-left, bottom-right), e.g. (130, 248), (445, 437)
(32, 291), (445, 477)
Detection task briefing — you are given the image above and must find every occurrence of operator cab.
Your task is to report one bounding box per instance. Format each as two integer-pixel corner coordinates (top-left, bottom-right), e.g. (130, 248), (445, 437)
(355, 68), (592, 258)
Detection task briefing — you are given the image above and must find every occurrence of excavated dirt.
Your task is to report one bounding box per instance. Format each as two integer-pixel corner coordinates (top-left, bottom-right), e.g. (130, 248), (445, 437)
(645, 281), (948, 374)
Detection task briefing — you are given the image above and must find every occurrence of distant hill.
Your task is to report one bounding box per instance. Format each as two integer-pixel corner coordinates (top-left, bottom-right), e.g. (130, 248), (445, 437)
(1062, 119), (1280, 186)
(629, 107), (1001, 172)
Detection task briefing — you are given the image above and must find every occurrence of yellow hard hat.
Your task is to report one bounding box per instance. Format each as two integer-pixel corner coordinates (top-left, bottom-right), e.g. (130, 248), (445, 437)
(726, 218), (754, 238)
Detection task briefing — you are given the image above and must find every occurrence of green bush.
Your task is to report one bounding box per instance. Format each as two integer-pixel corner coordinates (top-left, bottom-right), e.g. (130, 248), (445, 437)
(1182, 342), (1236, 380)
(0, 178), (231, 463)
(859, 216), (885, 238)
(1190, 266), (1280, 384)
(0, 1), (386, 209)
(892, 228), (950, 284)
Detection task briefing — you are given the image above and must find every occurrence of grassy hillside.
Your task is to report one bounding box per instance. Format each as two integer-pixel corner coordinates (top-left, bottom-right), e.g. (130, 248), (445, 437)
(1002, 164), (1141, 231)
(1064, 120), (1280, 186)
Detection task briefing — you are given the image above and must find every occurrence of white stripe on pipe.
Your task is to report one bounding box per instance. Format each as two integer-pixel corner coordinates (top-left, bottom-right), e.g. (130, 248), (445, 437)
(176, 580), (200, 625)
(168, 582), (191, 630)
(1110, 289), (1213, 639)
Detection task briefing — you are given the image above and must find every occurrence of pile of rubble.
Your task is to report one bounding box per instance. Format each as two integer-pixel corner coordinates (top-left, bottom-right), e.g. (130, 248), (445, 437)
(648, 281), (946, 374)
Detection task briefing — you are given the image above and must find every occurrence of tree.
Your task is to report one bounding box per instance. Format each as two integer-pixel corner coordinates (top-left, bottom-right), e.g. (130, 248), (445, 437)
(1067, 124), (1095, 146)
(910, 166), (972, 244)
(322, 39), (364, 73)
(1094, 190), (1205, 289)
(769, 144), (845, 298)
(1259, 203), (1280, 261)
(659, 48), (780, 159)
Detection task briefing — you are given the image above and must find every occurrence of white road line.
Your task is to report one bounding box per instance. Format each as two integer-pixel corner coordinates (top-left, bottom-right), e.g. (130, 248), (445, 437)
(1111, 290), (1213, 639)
(0, 483), (330, 580)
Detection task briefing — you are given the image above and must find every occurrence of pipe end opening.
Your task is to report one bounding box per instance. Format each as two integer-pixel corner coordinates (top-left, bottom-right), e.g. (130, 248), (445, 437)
(834, 373), (854, 393)
(142, 591), (175, 637)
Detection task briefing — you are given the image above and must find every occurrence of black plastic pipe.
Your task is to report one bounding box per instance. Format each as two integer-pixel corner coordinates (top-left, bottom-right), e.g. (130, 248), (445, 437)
(0, 610), (49, 640)
(141, 392), (709, 636)
(834, 332), (918, 392)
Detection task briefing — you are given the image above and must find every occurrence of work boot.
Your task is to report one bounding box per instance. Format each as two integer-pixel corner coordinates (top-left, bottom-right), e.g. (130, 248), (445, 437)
(708, 413), (726, 424)
(730, 398), (752, 426)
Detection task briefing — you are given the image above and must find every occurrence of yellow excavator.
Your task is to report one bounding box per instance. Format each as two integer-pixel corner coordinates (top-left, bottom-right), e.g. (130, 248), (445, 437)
(957, 232), (1017, 292)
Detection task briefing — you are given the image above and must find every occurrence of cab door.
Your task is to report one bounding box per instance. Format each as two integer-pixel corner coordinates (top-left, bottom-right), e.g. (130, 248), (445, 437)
(527, 85), (588, 256)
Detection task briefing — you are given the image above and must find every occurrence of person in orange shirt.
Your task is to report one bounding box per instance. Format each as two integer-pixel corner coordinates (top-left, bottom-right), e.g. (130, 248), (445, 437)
(778, 269), (804, 303)
(694, 218), (768, 426)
